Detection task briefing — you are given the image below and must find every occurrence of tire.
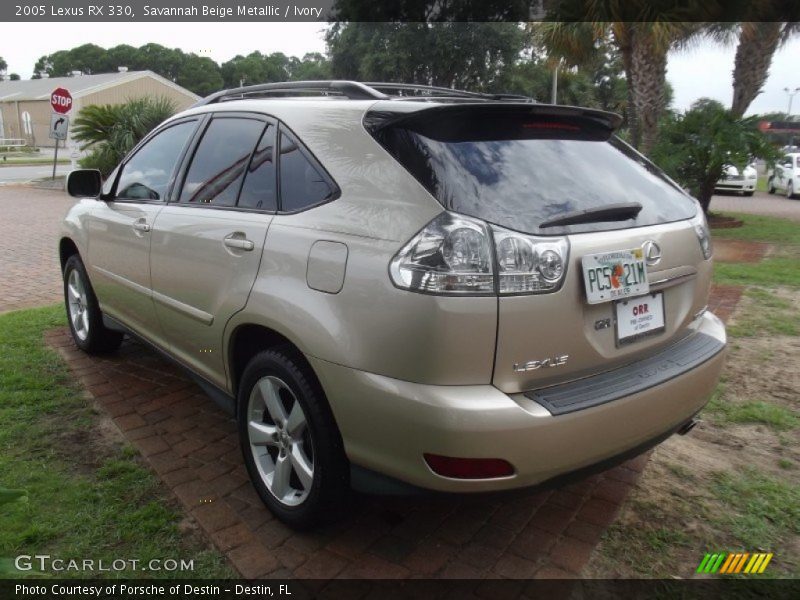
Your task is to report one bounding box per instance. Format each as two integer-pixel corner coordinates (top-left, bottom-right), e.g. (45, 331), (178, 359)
(788, 182), (796, 199)
(63, 254), (124, 354)
(744, 191), (755, 197)
(768, 179), (776, 194)
(237, 348), (349, 529)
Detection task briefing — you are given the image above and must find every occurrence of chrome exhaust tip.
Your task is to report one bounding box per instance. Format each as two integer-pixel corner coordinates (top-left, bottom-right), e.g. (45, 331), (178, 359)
(677, 418), (699, 436)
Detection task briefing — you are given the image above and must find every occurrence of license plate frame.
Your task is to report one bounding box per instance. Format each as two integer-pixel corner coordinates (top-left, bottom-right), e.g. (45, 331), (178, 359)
(581, 248), (649, 304)
(614, 292), (666, 346)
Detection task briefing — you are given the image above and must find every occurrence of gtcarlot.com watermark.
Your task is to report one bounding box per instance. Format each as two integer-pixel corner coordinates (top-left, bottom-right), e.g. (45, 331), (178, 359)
(14, 554), (194, 573)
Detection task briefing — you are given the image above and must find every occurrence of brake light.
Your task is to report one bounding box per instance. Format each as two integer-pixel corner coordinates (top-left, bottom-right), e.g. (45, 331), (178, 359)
(389, 212), (569, 296)
(424, 453), (514, 479)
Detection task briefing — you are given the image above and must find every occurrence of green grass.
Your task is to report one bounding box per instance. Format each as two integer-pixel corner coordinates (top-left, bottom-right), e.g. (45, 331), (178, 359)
(643, 528), (690, 552)
(709, 468), (800, 549)
(714, 257), (800, 288)
(0, 157), (70, 166)
(0, 306), (234, 579)
(706, 396), (798, 432)
(711, 212), (800, 246)
(711, 213), (800, 288)
(726, 288), (800, 337)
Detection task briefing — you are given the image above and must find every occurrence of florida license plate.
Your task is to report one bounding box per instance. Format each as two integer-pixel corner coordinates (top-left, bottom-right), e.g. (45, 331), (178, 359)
(582, 248), (649, 304)
(615, 292), (665, 343)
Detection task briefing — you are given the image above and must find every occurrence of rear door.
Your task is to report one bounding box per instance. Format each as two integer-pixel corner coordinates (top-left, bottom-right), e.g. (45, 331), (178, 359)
(149, 114), (276, 388)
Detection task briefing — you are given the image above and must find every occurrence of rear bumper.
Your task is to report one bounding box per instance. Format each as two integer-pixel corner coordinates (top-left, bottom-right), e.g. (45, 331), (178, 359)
(310, 310), (726, 493)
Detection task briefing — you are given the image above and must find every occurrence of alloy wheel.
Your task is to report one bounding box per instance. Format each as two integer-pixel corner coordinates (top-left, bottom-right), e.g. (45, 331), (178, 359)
(246, 376), (315, 506)
(66, 268), (90, 341)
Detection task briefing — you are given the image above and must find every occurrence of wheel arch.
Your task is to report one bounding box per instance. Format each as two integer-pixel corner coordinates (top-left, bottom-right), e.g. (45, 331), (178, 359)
(59, 237), (81, 273)
(228, 322), (322, 403)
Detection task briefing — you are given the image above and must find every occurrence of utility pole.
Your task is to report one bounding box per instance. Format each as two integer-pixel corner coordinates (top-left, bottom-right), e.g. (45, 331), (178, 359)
(551, 59), (560, 105)
(785, 86), (800, 117)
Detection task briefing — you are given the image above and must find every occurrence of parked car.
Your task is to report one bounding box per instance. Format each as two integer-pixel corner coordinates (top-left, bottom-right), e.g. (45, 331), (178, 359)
(767, 153), (800, 198)
(59, 81), (727, 528)
(714, 163), (757, 196)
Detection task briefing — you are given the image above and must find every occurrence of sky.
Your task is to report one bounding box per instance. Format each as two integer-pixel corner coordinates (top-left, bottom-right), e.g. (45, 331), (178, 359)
(2, 23), (799, 116)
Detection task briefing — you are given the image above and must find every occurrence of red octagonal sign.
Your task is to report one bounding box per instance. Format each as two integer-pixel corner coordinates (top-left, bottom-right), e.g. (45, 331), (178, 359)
(51, 87), (73, 114)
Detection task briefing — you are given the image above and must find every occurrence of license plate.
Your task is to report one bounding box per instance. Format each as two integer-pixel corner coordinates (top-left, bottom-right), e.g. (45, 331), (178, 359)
(582, 248), (649, 304)
(615, 292), (665, 343)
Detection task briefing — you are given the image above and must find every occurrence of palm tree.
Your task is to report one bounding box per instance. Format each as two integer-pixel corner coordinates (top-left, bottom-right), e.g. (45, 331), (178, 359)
(536, 5), (704, 155)
(717, 22), (799, 118)
(72, 97), (176, 176)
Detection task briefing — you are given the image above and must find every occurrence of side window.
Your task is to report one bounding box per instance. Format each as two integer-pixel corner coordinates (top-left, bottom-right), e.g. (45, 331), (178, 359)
(278, 130), (335, 212)
(115, 121), (196, 201)
(238, 124), (276, 211)
(179, 117), (263, 206)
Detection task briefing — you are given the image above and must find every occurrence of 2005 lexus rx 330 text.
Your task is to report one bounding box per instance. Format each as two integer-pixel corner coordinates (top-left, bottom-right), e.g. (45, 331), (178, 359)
(59, 81), (726, 528)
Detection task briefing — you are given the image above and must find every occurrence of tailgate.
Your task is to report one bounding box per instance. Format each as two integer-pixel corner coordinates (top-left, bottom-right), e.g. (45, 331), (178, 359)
(493, 220), (712, 394)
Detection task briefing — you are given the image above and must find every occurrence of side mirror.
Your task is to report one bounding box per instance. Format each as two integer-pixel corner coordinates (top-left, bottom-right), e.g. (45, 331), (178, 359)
(66, 169), (102, 198)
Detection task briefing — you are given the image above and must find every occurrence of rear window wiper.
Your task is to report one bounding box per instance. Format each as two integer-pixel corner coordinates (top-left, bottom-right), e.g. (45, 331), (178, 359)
(539, 202), (643, 229)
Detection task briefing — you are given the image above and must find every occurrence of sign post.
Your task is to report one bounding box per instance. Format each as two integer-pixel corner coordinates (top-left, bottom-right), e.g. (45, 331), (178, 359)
(50, 87), (73, 179)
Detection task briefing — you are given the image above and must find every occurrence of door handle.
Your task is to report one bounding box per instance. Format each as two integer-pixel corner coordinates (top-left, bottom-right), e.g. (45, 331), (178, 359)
(132, 219), (150, 233)
(224, 234), (254, 251)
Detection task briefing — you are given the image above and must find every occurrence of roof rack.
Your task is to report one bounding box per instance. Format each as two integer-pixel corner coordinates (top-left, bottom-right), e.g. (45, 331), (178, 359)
(193, 80), (534, 107)
(365, 82), (533, 102)
(195, 81), (389, 106)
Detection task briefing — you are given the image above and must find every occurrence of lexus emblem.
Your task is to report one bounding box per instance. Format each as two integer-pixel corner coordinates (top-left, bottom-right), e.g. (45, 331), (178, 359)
(643, 241), (662, 266)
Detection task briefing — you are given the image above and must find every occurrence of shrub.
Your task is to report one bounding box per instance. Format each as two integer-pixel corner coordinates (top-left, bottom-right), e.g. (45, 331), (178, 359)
(72, 96), (177, 177)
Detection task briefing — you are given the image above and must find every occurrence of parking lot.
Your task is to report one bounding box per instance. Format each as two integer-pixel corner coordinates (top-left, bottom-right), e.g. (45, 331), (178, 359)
(711, 190), (800, 222)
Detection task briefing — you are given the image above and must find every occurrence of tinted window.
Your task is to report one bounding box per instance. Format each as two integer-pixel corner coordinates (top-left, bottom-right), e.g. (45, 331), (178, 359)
(238, 124), (276, 211)
(115, 121), (195, 201)
(279, 131), (334, 212)
(180, 118), (263, 206)
(374, 113), (697, 235)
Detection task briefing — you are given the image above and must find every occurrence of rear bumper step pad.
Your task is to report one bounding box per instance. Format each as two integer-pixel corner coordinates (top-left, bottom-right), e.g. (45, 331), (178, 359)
(526, 333), (725, 416)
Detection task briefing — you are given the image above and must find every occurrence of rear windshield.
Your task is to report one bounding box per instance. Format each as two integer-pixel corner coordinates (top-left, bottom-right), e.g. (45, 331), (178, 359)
(372, 110), (697, 235)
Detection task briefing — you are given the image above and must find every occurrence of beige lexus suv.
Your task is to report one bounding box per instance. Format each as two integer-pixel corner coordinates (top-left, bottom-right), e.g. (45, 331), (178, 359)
(60, 81), (726, 528)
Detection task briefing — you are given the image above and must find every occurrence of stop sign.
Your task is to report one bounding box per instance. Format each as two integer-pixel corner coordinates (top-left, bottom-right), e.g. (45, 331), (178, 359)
(51, 88), (73, 114)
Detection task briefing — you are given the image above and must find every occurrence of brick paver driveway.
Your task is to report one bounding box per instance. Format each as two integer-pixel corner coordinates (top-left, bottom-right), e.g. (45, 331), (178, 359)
(711, 191), (800, 222)
(0, 185), (74, 313)
(47, 328), (648, 579)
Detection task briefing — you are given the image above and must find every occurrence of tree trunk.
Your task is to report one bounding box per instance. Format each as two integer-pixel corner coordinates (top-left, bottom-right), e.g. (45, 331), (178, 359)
(620, 41), (639, 149)
(731, 22), (783, 118)
(629, 26), (668, 156)
(697, 174), (718, 214)
(612, 25), (639, 149)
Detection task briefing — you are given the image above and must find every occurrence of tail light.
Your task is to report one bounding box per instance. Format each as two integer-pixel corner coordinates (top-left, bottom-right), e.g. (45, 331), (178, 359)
(691, 210), (713, 260)
(390, 212), (569, 296)
(389, 212), (494, 294)
(492, 225), (569, 294)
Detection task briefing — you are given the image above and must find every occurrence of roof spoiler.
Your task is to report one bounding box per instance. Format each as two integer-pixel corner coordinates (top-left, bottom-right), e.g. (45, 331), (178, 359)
(364, 103), (624, 136)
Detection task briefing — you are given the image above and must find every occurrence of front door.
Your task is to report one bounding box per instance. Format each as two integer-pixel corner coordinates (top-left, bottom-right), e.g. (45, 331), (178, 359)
(87, 118), (199, 346)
